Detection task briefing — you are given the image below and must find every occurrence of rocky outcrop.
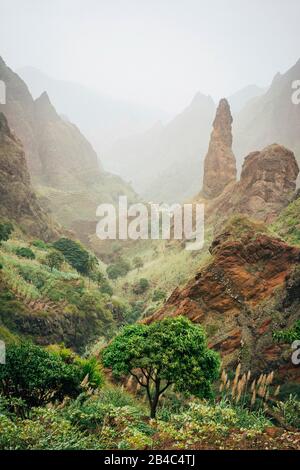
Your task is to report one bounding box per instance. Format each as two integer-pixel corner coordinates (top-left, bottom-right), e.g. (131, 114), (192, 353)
(209, 144), (299, 224)
(0, 112), (59, 240)
(145, 217), (300, 377)
(202, 99), (237, 198)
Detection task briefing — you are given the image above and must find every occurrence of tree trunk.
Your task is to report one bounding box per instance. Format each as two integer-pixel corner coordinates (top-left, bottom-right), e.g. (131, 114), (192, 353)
(149, 380), (160, 419)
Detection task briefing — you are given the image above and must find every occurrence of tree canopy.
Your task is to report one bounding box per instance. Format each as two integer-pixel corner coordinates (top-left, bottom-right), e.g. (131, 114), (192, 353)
(102, 316), (220, 417)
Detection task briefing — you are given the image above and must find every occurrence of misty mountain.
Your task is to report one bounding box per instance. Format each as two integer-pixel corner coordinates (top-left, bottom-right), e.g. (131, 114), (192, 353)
(102, 84), (265, 203)
(227, 84), (266, 115)
(17, 66), (168, 153)
(233, 59), (300, 173)
(104, 92), (216, 203)
(0, 57), (137, 241)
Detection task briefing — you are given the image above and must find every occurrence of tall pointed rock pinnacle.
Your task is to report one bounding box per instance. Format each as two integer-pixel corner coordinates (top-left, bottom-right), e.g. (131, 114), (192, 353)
(202, 98), (237, 198)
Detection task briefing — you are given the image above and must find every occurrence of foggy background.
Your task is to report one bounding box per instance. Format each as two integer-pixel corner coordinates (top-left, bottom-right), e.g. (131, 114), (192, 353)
(1, 0), (300, 201)
(1, 0), (300, 114)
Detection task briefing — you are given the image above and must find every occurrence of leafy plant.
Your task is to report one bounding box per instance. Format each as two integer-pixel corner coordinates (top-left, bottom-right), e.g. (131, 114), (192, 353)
(273, 320), (300, 344)
(0, 342), (102, 409)
(102, 316), (220, 418)
(0, 222), (13, 244)
(132, 278), (150, 294)
(152, 289), (167, 302)
(44, 250), (65, 271)
(274, 395), (300, 429)
(107, 258), (131, 280)
(53, 238), (91, 275)
(16, 247), (35, 260)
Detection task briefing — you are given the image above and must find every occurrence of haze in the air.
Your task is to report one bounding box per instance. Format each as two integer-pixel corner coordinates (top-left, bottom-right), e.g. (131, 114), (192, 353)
(1, 0), (300, 114)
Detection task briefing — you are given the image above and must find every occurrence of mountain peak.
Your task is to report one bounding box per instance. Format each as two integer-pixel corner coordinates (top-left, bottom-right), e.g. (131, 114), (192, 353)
(191, 91), (214, 107)
(34, 91), (58, 121)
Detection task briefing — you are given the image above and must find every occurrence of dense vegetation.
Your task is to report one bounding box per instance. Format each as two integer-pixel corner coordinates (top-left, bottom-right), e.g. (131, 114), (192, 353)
(0, 201), (299, 449)
(0, 340), (299, 450)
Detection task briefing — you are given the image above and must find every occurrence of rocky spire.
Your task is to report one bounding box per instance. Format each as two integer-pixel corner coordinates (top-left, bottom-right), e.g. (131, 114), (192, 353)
(202, 98), (237, 198)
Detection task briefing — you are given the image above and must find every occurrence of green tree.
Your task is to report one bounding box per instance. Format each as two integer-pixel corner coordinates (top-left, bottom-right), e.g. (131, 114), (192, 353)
(0, 222), (13, 244)
(133, 278), (150, 294)
(133, 256), (143, 271)
(86, 255), (99, 285)
(107, 258), (131, 280)
(0, 342), (103, 409)
(102, 316), (220, 418)
(45, 250), (65, 271)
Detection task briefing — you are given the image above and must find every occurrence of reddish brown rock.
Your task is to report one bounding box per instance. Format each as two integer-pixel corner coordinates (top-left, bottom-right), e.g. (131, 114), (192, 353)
(202, 99), (237, 198)
(145, 218), (300, 374)
(209, 144), (299, 224)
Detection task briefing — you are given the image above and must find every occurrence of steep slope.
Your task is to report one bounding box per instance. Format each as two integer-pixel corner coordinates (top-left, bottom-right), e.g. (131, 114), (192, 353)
(146, 217), (300, 380)
(104, 93), (215, 202)
(0, 112), (58, 240)
(234, 59), (300, 172)
(0, 57), (137, 241)
(17, 65), (167, 152)
(0, 57), (102, 187)
(33, 91), (103, 190)
(272, 190), (300, 246)
(0, 236), (116, 351)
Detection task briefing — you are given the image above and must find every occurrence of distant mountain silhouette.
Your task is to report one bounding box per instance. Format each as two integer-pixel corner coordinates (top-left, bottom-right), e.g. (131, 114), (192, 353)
(233, 59), (300, 176)
(17, 66), (168, 155)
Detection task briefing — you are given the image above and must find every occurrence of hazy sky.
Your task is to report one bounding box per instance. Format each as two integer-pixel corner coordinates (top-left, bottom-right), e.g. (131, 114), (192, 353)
(1, 0), (300, 114)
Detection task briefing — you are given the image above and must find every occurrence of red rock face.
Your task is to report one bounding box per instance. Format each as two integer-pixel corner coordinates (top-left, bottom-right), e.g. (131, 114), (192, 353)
(145, 220), (300, 375)
(202, 99), (237, 198)
(207, 144), (299, 224)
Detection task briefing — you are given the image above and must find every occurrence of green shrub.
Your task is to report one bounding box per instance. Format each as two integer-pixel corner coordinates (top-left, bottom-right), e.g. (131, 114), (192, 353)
(0, 222), (13, 244)
(132, 278), (150, 294)
(44, 250), (65, 271)
(274, 395), (300, 429)
(273, 320), (300, 344)
(133, 256), (143, 270)
(0, 408), (102, 450)
(107, 258), (131, 279)
(46, 345), (104, 390)
(53, 238), (91, 275)
(0, 342), (102, 408)
(16, 247), (35, 260)
(124, 301), (145, 324)
(152, 289), (167, 302)
(31, 240), (49, 250)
